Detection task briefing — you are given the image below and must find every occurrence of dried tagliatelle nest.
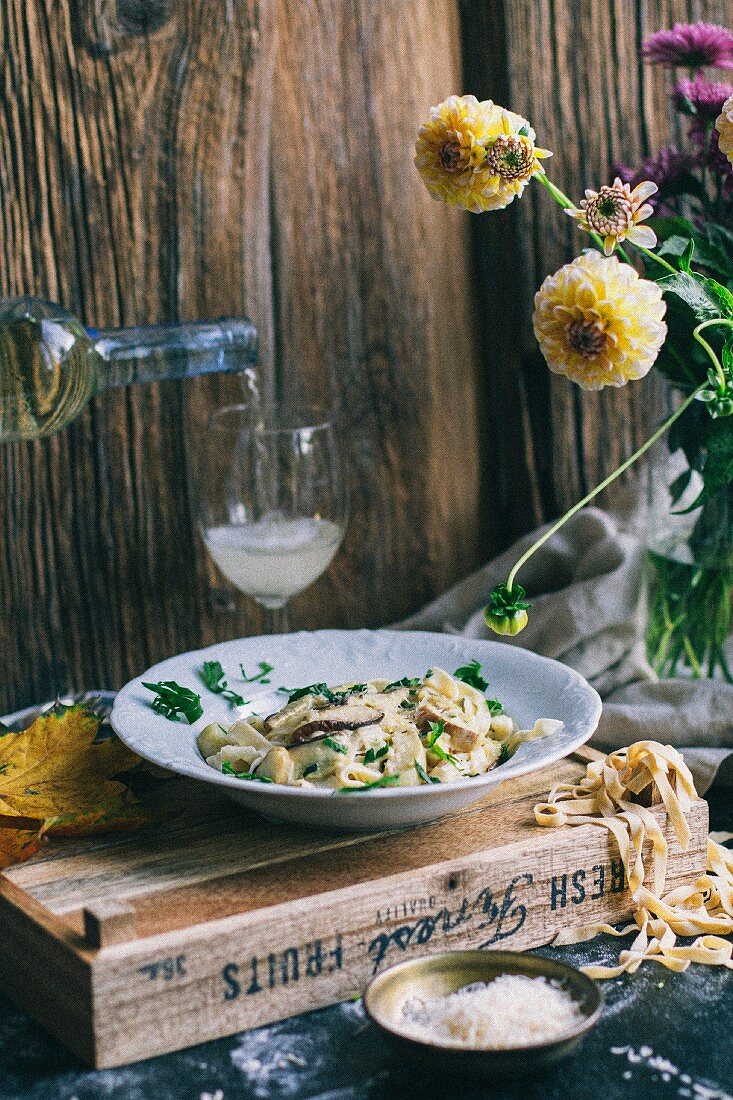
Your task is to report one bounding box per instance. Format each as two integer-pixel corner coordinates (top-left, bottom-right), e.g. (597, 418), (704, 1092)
(534, 740), (733, 977)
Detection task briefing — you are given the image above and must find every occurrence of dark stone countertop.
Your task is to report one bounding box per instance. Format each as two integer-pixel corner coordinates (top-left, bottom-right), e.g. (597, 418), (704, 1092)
(0, 790), (731, 1100)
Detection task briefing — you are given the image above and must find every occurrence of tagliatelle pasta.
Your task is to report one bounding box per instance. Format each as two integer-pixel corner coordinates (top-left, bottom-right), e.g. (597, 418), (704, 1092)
(534, 740), (733, 977)
(197, 667), (562, 790)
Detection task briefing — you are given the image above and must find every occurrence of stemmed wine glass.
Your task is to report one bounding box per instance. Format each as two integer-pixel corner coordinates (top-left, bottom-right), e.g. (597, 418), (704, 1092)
(198, 403), (348, 633)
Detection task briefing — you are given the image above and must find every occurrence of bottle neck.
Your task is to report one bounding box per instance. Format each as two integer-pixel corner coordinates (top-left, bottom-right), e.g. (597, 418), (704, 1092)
(90, 318), (258, 391)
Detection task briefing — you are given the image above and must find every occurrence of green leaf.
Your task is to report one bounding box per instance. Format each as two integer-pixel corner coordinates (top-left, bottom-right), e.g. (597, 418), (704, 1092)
(498, 744), (510, 765)
(323, 737), (348, 754)
(705, 280), (733, 320)
(338, 774), (400, 793)
(383, 677), (422, 693)
(286, 683), (332, 703)
(424, 720), (458, 766)
(426, 720), (445, 747)
(453, 659), (489, 692)
(658, 235), (695, 272)
(363, 744), (389, 765)
(221, 760), (274, 783)
(239, 661), (274, 685)
(143, 681), (203, 724)
(414, 760), (440, 785)
(661, 272), (722, 324)
(200, 661), (247, 707)
(669, 469), (693, 507)
(486, 698), (504, 716)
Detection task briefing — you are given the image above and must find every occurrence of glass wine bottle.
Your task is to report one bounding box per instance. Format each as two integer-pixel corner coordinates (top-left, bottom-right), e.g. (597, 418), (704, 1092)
(0, 297), (258, 442)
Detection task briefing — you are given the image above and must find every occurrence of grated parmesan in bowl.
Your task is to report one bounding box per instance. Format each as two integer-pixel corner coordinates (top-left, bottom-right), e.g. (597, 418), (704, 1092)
(364, 950), (602, 1075)
(399, 975), (585, 1049)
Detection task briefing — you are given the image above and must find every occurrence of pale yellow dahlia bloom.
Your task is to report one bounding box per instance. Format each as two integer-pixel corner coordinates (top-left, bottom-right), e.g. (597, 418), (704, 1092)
(415, 94), (552, 213)
(533, 252), (667, 391)
(715, 93), (733, 166)
(567, 178), (658, 255)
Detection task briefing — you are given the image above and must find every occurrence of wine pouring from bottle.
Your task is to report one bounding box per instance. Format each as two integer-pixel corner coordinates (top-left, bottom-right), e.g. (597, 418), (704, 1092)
(0, 297), (259, 442)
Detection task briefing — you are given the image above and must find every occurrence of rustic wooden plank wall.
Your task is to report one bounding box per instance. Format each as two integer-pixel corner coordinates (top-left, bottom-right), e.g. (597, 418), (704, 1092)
(0, 0), (723, 711)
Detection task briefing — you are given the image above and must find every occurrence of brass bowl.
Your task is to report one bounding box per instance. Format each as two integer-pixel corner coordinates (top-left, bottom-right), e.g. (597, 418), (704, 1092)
(363, 950), (603, 1078)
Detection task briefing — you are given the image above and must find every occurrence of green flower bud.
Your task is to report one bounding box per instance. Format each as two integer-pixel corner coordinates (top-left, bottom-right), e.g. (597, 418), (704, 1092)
(485, 607), (529, 636)
(484, 582), (531, 637)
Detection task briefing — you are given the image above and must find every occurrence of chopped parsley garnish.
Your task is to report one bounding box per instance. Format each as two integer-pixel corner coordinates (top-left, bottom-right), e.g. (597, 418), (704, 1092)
(498, 743), (510, 765)
(414, 760), (440, 785)
(323, 737), (348, 754)
(383, 676), (422, 693)
(487, 699), (504, 716)
(303, 763), (319, 778)
(285, 683), (332, 703)
(143, 681), (203, 724)
(426, 719), (445, 747)
(240, 661), (274, 684)
(283, 683), (366, 706)
(338, 774), (400, 793)
(363, 744), (389, 765)
(425, 669), (433, 678)
(453, 660), (489, 692)
(399, 700), (416, 711)
(200, 661), (247, 707)
(221, 760), (274, 783)
(424, 720), (458, 766)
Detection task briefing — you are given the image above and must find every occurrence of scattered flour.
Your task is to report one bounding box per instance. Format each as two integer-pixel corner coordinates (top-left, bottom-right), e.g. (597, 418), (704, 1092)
(611, 1045), (733, 1099)
(229, 1000), (383, 1099)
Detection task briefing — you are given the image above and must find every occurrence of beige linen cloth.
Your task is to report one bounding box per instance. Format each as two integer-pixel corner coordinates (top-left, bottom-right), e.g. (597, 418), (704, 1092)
(397, 507), (733, 793)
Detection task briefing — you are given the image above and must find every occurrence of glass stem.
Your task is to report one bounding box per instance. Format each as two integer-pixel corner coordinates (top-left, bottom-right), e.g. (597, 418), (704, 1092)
(261, 602), (291, 635)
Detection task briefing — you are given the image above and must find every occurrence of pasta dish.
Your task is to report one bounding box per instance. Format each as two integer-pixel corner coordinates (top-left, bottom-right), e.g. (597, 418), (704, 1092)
(197, 666), (562, 790)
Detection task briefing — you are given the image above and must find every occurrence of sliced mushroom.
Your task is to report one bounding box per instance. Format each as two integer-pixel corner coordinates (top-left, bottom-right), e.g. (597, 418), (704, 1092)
(289, 705), (385, 745)
(416, 706), (480, 753)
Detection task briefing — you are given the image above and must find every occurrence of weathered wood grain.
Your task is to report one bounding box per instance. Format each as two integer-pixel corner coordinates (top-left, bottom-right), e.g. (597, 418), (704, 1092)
(271, 0), (485, 628)
(0, 0), (273, 710)
(0, 0), (724, 710)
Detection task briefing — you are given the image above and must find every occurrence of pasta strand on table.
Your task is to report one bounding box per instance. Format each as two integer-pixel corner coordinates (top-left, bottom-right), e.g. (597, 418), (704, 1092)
(534, 741), (733, 977)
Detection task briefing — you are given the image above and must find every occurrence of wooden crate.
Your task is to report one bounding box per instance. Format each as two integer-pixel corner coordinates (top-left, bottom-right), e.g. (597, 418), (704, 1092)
(0, 749), (708, 1068)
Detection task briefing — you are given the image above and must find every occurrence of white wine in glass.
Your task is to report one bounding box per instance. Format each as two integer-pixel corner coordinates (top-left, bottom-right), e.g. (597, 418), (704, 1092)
(199, 404), (348, 632)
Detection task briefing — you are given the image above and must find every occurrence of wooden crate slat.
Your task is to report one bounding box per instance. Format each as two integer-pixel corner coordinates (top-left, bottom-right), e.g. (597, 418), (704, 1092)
(0, 756), (710, 1068)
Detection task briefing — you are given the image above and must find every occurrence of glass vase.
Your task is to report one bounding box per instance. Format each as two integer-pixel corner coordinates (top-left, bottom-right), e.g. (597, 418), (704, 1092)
(644, 435), (733, 683)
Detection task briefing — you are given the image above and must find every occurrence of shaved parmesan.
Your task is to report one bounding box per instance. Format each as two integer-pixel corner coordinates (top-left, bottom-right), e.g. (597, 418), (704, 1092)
(399, 975), (584, 1049)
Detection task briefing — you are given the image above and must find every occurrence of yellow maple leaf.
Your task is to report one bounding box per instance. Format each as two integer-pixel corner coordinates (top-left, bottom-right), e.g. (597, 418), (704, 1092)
(0, 704), (152, 868)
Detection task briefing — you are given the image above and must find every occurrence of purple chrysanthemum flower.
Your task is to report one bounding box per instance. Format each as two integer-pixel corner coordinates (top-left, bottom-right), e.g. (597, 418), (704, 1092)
(642, 22), (733, 69)
(689, 121), (733, 198)
(612, 145), (696, 213)
(673, 75), (733, 120)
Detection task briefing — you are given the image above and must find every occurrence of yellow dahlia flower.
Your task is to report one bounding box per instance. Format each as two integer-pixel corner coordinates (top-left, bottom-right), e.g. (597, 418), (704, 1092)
(567, 178), (658, 255)
(415, 94), (552, 213)
(715, 93), (733, 166)
(532, 252), (667, 391)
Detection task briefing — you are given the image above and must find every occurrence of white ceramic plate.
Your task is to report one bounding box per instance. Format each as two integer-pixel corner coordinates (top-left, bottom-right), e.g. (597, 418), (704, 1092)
(111, 630), (601, 832)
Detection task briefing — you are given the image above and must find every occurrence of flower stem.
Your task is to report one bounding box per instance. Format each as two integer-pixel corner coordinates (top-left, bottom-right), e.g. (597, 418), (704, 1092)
(632, 243), (678, 275)
(693, 318), (733, 389)
(535, 172), (606, 253)
(506, 384), (705, 593)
